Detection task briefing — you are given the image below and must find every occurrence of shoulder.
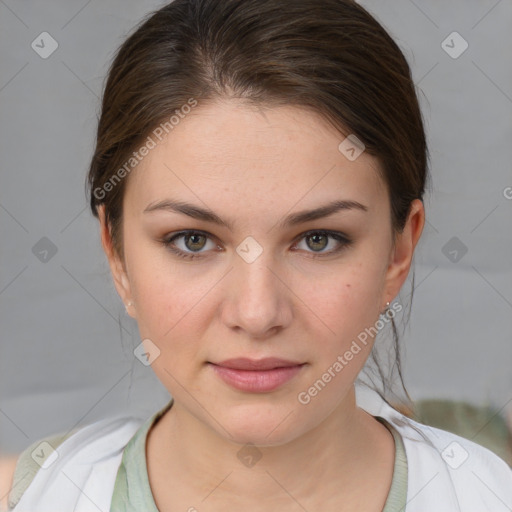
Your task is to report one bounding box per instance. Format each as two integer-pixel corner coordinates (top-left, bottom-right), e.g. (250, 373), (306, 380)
(0, 455), (20, 511)
(7, 414), (143, 510)
(386, 410), (512, 510)
(402, 415), (512, 471)
(357, 388), (512, 510)
(8, 431), (73, 510)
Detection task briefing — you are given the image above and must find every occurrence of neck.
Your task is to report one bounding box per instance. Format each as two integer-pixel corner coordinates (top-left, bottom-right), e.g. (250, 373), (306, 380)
(146, 387), (395, 509)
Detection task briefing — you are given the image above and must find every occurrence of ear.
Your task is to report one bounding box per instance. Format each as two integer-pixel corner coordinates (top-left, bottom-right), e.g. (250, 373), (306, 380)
(382, 199), (425, 306)
(98, 204), (136, 318)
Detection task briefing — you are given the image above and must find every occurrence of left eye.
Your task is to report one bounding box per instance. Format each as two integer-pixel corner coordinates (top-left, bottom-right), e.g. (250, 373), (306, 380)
(161, 230), (352, 260)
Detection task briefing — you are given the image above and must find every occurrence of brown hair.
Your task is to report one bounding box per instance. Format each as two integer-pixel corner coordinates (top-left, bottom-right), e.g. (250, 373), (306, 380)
(86, 0), (431, 409)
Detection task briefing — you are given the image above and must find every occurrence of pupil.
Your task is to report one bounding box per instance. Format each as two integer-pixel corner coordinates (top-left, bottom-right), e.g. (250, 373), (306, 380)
(187, 234), (205, 251)
(309, 234), (327, 251)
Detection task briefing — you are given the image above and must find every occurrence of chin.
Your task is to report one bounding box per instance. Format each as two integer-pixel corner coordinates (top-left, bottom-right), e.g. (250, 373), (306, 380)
(214, 402), (301, 447)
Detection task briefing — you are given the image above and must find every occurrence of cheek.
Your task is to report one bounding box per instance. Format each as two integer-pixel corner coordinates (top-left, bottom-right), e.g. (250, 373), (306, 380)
(309, 263), (382, 338)
(134, 274), (205, 342)
(301, 267), (386, 393)
(124, 232), (198, 332)
(133, 275), (207, 391)
(128, 259), (217, 372)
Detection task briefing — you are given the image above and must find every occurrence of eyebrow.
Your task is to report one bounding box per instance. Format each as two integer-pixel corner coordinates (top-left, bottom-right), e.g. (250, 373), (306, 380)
(143, 198), (368, 230)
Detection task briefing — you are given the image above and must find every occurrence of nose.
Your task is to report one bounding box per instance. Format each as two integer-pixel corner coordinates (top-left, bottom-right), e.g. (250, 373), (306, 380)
(220, 249), (293, 339)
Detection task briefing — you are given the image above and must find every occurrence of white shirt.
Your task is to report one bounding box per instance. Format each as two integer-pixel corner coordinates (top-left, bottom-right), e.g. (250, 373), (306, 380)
(10, 389), (512, 512)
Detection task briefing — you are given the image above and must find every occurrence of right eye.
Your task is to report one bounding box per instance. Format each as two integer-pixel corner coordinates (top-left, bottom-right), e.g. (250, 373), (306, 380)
(161, 230), (219, 260)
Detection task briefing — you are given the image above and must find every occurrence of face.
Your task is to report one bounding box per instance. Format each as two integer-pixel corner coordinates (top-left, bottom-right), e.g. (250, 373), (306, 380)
(100, 98), (423, 446)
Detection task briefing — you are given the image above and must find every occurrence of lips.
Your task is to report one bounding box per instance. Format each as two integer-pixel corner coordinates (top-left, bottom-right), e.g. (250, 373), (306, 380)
(208, 357), (306, 392)
(211, 357), (304, 371)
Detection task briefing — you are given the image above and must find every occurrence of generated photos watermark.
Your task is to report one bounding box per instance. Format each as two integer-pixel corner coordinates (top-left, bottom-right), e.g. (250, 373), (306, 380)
(93, 98), (198, 201)
(297, 301), (402, 405)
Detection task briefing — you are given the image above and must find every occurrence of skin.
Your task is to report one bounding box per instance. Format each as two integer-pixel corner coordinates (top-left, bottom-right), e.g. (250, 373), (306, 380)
(0, 455), (18, 511)
(99, 98), (424, 511)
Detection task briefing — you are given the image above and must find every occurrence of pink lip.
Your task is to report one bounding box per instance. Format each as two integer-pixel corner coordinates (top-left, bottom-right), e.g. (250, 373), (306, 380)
(213, 357), (304, 370)
(208, 358), (306, 392)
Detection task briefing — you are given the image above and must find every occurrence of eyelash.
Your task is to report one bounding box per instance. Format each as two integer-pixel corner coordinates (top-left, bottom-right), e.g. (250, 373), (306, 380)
(160, 230), (353, 261)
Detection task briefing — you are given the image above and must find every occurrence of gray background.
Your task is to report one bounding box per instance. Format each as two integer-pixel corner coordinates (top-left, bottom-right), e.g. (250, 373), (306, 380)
(1, 0), (511, 455)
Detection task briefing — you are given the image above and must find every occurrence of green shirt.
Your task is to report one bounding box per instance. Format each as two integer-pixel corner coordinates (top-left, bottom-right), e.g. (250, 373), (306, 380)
(9, 401), (408, 511)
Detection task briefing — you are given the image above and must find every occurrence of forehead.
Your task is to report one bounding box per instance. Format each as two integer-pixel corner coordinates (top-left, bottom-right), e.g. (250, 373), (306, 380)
(124, 99), (387, 217)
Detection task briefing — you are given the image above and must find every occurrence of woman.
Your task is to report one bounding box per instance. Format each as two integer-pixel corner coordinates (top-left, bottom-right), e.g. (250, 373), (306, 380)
(6, 0), (512, 510)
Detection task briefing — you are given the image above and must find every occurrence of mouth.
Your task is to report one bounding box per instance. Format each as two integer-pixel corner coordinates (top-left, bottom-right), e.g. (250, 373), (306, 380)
(210, 357), (305, 370)
(207, 358), (306, 393)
